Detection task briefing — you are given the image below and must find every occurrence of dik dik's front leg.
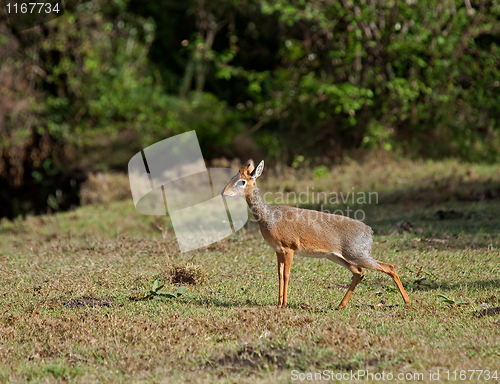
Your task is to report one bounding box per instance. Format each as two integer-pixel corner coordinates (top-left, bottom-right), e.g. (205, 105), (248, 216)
(276, 249), (294, 308)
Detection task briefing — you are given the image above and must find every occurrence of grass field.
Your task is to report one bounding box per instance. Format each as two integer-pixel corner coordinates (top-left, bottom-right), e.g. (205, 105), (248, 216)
(1, 159), (499, 383)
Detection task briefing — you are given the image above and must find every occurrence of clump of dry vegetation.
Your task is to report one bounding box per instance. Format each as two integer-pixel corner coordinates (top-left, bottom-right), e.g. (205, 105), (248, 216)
(170, 263), (207, 285)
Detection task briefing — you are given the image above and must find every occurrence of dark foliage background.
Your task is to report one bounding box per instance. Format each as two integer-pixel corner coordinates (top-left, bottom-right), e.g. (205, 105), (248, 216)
(1, 0), (499, 218)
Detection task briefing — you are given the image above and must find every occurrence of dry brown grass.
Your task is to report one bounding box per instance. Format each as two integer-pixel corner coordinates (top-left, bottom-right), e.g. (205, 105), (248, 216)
(80, 157), (500, 208)
(263, 157), (500, 206)
(80, 172), (132, 205)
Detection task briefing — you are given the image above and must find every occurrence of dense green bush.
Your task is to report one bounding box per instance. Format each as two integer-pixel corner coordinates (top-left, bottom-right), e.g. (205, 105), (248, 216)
(1, 0), (500, 217)
(155, 0), (500, 162)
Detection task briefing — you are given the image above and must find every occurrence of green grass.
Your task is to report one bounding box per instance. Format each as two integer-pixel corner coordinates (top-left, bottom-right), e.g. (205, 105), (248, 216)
(1, 159), (500, 383)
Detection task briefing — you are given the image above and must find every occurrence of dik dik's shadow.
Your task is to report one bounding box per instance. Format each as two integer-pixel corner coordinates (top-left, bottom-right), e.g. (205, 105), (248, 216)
(188, 295), (333, 312)
(190, 296), (270, 308)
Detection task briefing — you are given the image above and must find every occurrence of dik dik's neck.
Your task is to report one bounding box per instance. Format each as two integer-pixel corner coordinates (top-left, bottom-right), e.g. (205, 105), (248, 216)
(245, 187), (272, 224)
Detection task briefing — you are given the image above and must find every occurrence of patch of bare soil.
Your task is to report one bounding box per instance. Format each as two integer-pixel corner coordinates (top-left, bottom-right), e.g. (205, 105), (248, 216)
(212, 344), (302, 371)
(475, 307), (500, 318)
(50, 296), (115, 309)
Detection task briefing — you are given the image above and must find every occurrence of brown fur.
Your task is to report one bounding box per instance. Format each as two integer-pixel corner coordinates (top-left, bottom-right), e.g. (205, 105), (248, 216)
(222, 159), (410, 309)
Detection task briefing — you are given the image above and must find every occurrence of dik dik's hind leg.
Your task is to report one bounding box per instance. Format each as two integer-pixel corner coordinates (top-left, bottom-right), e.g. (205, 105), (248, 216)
(374, 260), (410, 306)
(338, 265), (364, 309)
(326, 255), (364, 309)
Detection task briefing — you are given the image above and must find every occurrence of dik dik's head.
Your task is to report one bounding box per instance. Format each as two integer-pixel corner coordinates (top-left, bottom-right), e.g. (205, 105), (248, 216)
(221, 159), (264, 197)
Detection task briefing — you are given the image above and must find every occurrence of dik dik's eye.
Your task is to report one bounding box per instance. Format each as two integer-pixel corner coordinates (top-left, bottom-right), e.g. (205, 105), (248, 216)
(235, 180), (247, 187)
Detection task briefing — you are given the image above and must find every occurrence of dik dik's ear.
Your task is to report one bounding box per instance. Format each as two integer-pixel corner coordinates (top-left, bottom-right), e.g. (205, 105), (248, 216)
(251, 160), (264, 180)
(245, 159), (255, 174)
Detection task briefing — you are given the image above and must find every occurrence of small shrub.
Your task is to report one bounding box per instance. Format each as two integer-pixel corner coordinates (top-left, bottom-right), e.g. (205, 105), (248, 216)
(171, 263), (207, 285)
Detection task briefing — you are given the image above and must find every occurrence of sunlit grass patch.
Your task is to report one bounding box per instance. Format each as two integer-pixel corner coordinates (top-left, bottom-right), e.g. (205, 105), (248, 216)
(1, 159), (499, 382)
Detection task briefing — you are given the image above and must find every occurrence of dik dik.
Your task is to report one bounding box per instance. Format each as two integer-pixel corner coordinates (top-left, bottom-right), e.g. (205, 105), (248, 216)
(221, 159), (410, 309)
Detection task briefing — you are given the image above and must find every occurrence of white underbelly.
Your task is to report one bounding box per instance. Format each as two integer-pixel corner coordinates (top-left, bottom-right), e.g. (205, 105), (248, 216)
(294, 249), (348, 263)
